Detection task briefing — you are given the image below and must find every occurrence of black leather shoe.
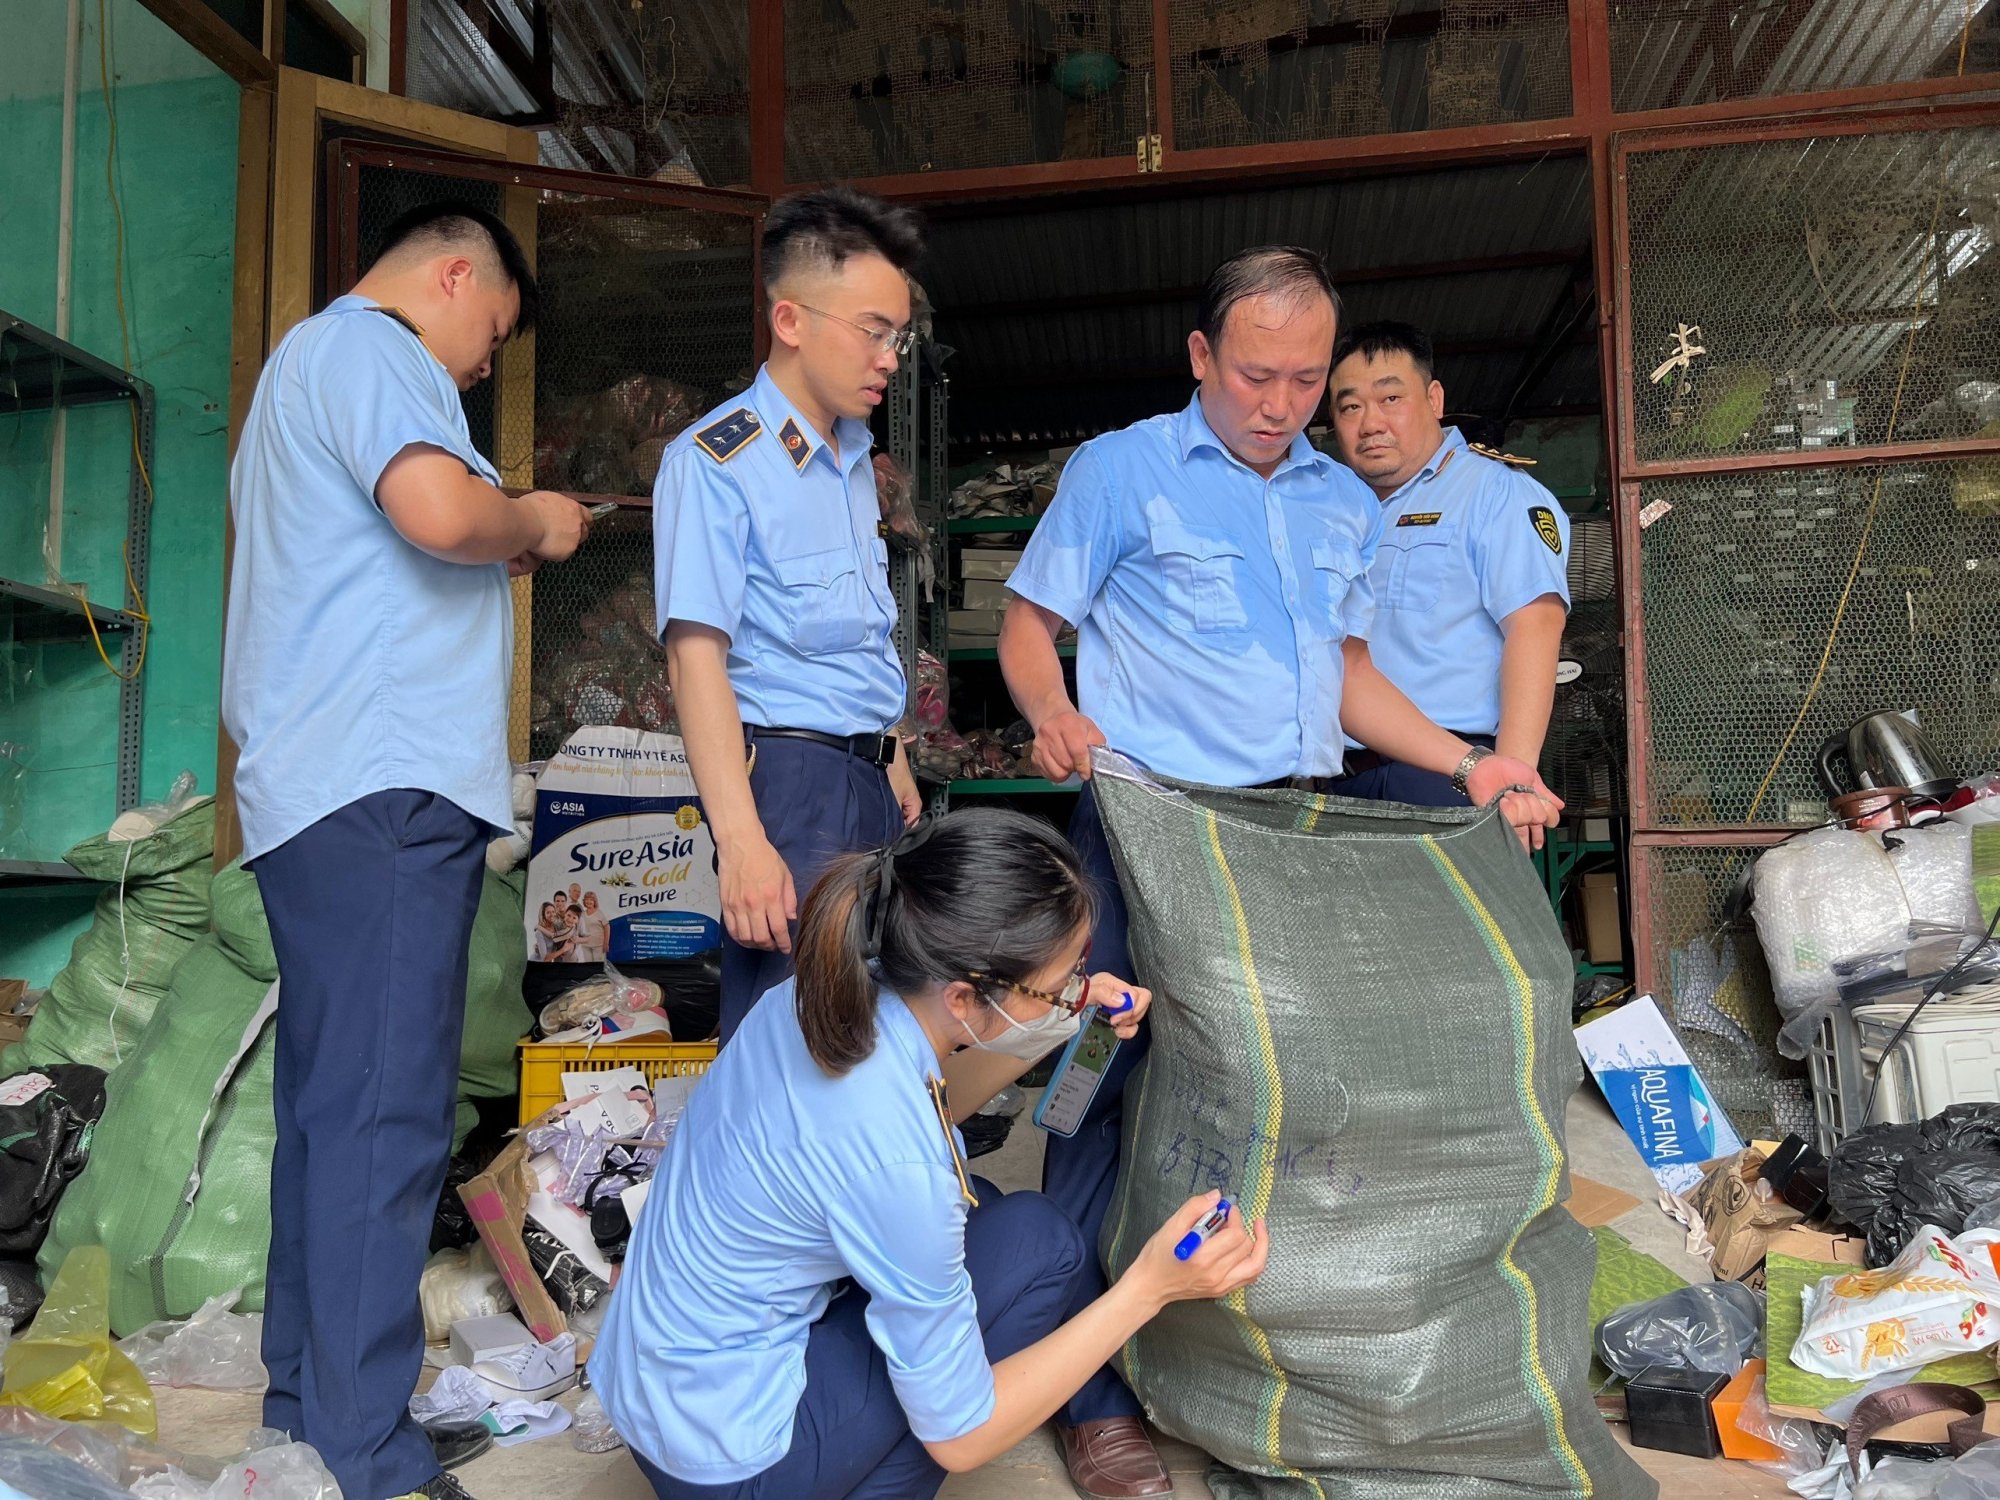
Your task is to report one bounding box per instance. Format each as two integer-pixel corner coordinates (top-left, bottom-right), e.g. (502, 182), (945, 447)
(427, 1422), (493, 1473)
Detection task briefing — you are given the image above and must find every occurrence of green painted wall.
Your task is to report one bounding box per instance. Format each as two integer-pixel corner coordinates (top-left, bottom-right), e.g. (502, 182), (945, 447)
(0, 0), (237, 984)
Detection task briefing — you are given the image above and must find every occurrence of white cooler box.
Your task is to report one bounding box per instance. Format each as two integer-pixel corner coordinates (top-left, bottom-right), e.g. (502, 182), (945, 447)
(1811, 988), (2000, 1150)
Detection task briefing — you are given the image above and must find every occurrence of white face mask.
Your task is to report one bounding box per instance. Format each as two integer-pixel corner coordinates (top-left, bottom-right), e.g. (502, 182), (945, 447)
(959, 998), (1082, 1062)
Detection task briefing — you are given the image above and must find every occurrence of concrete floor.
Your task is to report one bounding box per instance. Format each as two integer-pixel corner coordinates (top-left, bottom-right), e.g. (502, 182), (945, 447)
(153, 1088), (1793, 1500)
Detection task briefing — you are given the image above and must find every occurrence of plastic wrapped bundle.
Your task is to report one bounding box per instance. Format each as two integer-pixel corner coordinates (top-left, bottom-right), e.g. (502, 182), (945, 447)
(1753, 828), (1912, 1055)
(1093, 752), (1655, 1500)
(1888, 821), (1979, 933)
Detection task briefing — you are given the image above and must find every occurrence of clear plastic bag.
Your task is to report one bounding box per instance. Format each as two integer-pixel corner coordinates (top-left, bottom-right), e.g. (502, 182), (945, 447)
(1731, 1367), (1821, 1477)
(106, 771), (202, 846)
(536, 964), (663, 1037)
(117, 1290), (266, 1392)
(129, 1429), (341, 1500)
(419, 1243), (509, 1345)
(0, 1434), (131, 1500)
(1593, 1281), (1764, 1378)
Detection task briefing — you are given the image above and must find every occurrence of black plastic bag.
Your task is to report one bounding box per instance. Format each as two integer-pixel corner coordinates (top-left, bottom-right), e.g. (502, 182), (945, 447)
(1594, 1282), (1764, 1379)
(1829, 1103), (2000, 1265)
(0, 1064), (107, 1256)
(521, 1221), (610, 1316)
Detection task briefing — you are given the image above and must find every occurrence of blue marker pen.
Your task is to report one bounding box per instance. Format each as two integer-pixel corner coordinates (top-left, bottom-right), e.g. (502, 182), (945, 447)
(1174, 1199), (1233, 1261)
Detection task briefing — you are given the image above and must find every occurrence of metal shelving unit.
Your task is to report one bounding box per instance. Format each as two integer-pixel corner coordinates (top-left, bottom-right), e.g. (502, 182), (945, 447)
(0, 311), (154, 866)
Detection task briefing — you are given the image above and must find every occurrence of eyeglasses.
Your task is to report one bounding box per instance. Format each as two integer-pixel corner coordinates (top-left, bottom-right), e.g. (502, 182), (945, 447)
(795, 303), (916, 357)
(966, 951), (1091, 1015)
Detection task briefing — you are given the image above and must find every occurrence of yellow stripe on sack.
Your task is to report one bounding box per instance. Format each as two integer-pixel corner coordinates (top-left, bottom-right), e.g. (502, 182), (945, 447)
(1421, 837), (1591, 1496)
(1295, 793), (1328, 834)
(1200, 810), (1301, 1470)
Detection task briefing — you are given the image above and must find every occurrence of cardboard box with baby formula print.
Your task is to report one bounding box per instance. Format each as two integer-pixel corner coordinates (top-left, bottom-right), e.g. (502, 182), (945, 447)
(526, 726), (722, 964)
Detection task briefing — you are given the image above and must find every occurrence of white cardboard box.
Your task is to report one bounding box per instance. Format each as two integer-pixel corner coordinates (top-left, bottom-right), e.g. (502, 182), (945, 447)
(527, 726), (721, 964)
(959, 550), (1023, 582)
(1574, 994), (1744, 1194)
(961, 579), (1013, 611)
(948, 608), (1004, 636)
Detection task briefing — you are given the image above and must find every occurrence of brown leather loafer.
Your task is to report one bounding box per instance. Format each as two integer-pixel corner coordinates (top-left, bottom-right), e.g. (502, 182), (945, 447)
(1057, 1417), (1174, 1499)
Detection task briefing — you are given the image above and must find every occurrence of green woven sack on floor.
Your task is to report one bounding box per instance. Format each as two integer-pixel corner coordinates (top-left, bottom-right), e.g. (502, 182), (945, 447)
(41, 862), (276, 1334)
(8, 800), (217, 1074)
(1093, 754), (1656, 1500)
(456, 868), (531, 1148)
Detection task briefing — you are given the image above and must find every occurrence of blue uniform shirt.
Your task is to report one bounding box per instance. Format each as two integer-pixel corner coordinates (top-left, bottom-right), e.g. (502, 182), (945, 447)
(222, 295), (512, 862)
(652, 368), (904, 736)
(1360, 427), (1572, 738)
(1007, 395), (1381, 785)
(591, 980), (993, 1483)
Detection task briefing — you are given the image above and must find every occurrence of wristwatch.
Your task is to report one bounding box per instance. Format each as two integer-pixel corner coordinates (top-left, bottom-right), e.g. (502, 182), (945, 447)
(1450, 745), (1495, 798)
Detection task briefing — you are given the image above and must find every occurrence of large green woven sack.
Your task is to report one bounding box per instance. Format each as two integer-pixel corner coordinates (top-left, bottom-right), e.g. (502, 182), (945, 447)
(1093, 756), (1655, 1500)
(8, 800), (217, 1074)
(42, 862), (276, 1335)
(457, 868), (531, 1147)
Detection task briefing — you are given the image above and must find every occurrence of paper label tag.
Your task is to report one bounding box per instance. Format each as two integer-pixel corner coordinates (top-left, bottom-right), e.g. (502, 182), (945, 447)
(0, 1074), (54, 1108)
(1638, 498), (1674, 530)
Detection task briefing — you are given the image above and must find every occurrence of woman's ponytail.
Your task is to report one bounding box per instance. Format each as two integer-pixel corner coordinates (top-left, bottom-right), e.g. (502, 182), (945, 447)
(793, 852), (882, 1075)
(793, 809), (1095, 1077)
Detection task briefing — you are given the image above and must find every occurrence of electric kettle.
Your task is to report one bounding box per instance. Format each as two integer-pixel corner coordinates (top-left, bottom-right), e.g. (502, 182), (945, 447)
(1815, 709), (1957, 800)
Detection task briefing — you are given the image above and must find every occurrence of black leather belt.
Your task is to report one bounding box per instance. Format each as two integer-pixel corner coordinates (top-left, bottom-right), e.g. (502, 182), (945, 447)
(746, 725), (898, 768)
(1342, 733), (1493, 779)
(1249, 775), (1326, 792)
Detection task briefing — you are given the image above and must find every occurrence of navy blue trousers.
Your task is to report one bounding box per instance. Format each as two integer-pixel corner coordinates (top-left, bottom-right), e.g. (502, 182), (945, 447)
(1324, 733), (1495, 808)
(719, 737), (903, 1044)
(633, 1181), (1085, 1500)
(252, 789), (487, 1500)
(1040, 782), (1148, 1427)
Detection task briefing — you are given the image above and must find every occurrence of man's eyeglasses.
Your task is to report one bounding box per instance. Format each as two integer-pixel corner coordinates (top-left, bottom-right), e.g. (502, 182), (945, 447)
(966, 952), (1090, 1015)
(795, 303), (916, 358)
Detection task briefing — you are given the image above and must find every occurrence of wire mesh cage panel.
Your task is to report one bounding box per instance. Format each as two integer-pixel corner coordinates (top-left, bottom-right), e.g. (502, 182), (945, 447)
(1621, 123), (2000, 465)
(1546, 596), (1625, 813)
(1636, 840), (1812, 1143)
(526, 506), (667, 758)
(404, 0), (752, 186)
(1168, 0), (1571, 152)
(1638, 458), (2000, 827)
(784, 0), (1155, 181)
(1610, 0), (2000, 114)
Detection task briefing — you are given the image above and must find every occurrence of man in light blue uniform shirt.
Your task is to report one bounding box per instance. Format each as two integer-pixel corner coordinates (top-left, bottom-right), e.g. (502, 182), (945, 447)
(1326, 321), (1571, 807)
(223, 204), (586, 1500)
(655, 188), (924, 1042)
(998, 248), (1561, 1500)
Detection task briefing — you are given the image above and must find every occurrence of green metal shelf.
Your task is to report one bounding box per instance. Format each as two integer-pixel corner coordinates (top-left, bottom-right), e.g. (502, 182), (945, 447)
(947, 777), (1080, 796)
(946, 515), (1042, 535)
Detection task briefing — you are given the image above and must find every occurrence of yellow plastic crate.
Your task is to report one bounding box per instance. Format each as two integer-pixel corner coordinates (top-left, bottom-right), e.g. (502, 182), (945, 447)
(518, 1037), (718, 1125)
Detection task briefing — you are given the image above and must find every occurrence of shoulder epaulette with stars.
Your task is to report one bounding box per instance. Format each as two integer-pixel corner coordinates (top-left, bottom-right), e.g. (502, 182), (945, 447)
(693, 408), (763, 463)
(1467, 441), (1537, 468)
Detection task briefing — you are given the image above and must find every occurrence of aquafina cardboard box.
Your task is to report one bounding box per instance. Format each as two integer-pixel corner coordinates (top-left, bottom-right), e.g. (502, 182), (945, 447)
(525, 726), (722, 963)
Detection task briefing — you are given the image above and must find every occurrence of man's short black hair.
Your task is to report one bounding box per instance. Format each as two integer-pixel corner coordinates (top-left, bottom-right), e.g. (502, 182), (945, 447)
(370, 201), (540, 332)
(1195, 245), (1343, 349)
(762, 186), (925, 293)
(1332, 320), (1435, 383)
